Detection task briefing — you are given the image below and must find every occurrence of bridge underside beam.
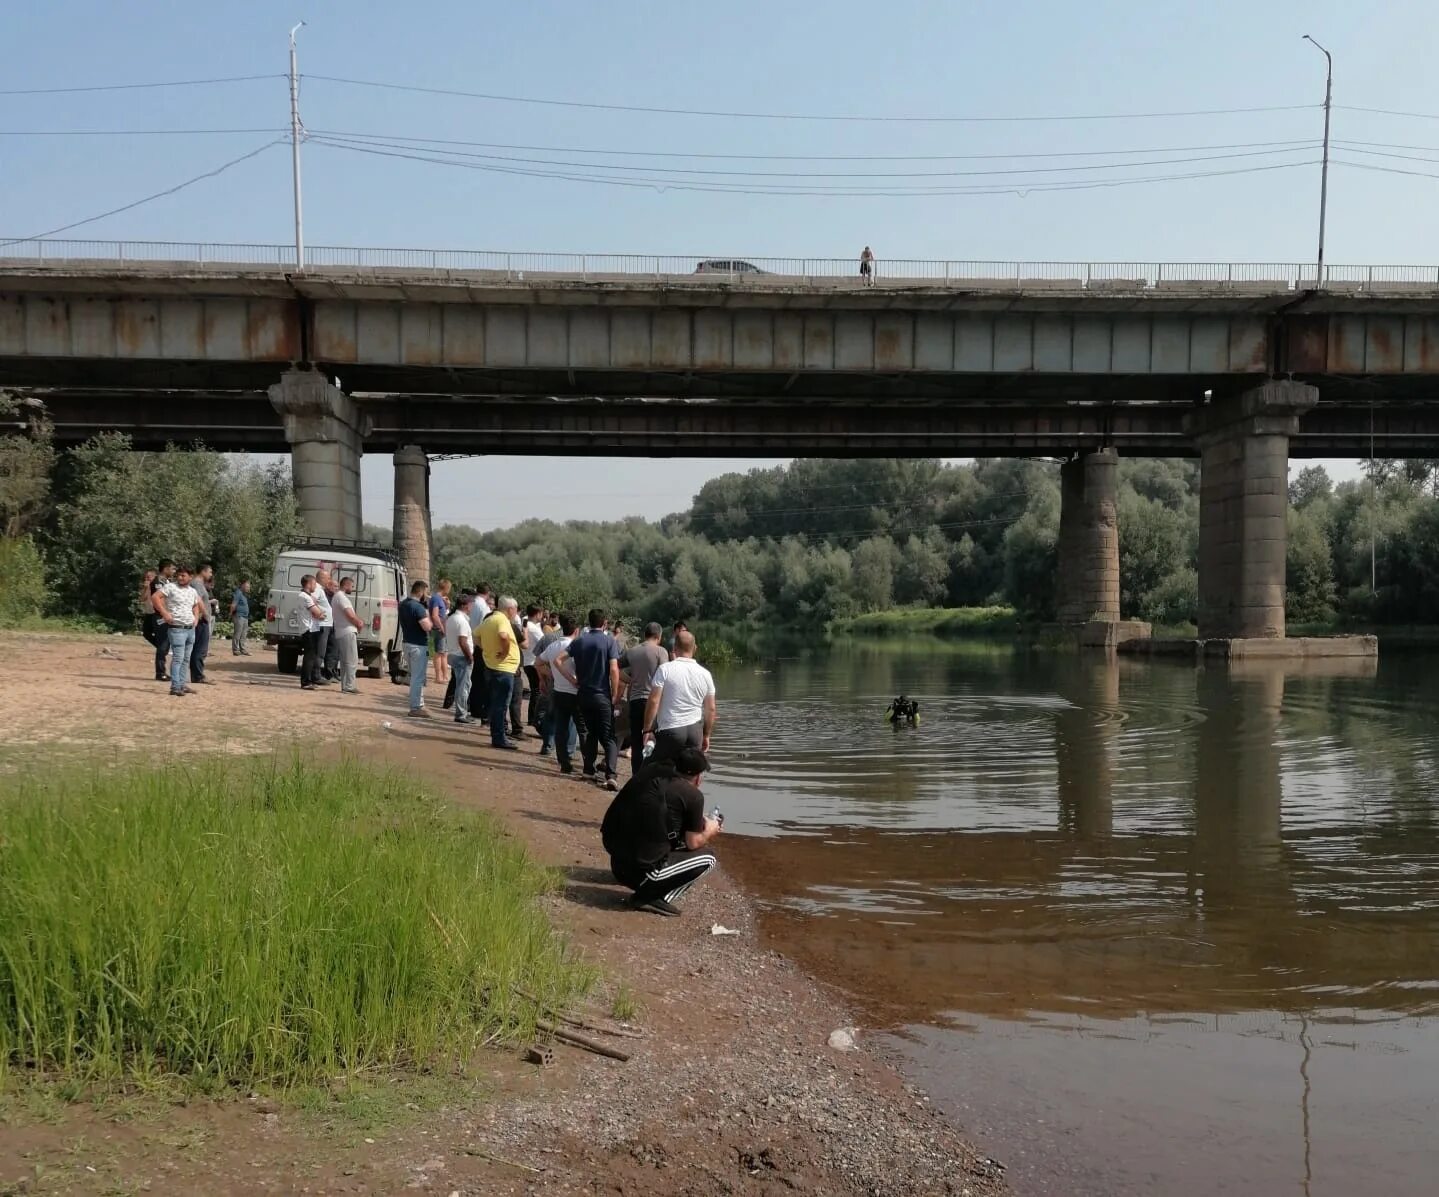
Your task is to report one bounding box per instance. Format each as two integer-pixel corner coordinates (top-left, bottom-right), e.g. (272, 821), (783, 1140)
(15, 390), (1439, 457)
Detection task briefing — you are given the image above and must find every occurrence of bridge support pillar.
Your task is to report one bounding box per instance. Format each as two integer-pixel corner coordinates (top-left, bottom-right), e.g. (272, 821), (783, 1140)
(267, 369), (367, 540)
(1056, 447), (1121, 625)
(392, 445), (432, 585)
(1186, 381), (1318, 640)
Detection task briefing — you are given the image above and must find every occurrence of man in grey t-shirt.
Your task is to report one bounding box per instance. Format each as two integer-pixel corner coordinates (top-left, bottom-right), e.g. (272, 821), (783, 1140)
(619, 622), (670, 776)
(188, 563), (215, 684)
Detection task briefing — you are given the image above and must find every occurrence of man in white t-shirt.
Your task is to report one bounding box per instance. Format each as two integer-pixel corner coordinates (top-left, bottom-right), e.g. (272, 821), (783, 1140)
(295, 575), (327, 691)
(151, 564), (205, 697)
(521, 603), (545, 732)
(642, 629), (717, 765)
(537, 613), (582, 773)
(445, 592), (477, 725)
(330, 575), (365, 694)
(310, 569), (335, 688)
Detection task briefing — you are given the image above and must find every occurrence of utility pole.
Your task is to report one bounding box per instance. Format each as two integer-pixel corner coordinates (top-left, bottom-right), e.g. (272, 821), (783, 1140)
(289, 22), (306, 273)
(1303, 35), (1332, 289)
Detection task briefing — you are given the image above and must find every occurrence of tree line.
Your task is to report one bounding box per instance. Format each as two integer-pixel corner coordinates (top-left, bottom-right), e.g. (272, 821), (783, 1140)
(426, 455), (1427, 631)
(0, 415), (303, 627)
(0, 399), (1431, 632)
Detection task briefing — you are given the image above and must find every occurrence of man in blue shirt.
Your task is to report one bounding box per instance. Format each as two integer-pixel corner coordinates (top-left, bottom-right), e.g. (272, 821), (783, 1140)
(229, 579), (251, 656)
(397, 579), (434, 717)
(555, 608), (623, 790)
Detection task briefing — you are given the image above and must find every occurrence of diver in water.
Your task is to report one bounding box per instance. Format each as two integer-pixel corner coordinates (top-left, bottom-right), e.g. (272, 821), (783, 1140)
(885, 695), (920, 727)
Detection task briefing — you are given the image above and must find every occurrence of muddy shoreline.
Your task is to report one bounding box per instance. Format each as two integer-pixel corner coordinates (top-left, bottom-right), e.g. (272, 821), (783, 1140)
(0, 636), (1009, 1196)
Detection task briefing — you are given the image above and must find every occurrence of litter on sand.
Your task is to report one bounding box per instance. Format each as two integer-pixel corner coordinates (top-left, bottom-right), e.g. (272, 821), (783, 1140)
(710, 924), (740, 936)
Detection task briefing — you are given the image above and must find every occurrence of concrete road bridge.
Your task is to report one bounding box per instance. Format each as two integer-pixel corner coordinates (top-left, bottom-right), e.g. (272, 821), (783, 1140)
(6, 240), (1439, 646)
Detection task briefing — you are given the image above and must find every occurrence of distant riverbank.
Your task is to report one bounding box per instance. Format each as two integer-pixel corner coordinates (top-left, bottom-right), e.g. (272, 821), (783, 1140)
(829, 605), (1019, 639)
(830, 606), (1439, 648)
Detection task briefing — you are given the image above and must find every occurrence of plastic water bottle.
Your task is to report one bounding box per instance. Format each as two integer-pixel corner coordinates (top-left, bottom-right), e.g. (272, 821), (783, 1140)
(642, 739), (655, 760)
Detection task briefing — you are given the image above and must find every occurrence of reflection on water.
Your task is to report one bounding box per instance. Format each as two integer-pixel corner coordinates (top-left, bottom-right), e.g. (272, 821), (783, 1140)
(709, 644), (1439, 1197)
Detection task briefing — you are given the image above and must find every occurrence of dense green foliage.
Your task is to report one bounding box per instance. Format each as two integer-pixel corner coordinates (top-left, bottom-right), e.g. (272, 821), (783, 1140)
(0, 758), (592, 1088)
(831, 606), (1019, 638)
(432, 458), (1191, 626)
(430, 455), (1432, 631)
(12, 434), (304, 626)
(7, 431), (1437, 633)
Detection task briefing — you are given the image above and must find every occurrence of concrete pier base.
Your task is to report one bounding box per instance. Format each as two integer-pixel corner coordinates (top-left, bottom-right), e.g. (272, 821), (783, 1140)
(1056, 448), (1120, 627)
(1185, 381), (1317, 640)
(1077, 619), (1153, 649)
(267, 369), (367, 540)
(1119, 634), (1378, 662)
(392, 445), (432, 585)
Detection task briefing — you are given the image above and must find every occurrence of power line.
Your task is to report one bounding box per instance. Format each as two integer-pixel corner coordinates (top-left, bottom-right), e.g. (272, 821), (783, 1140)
(303, 74), (1317, 124)
(311, 137), (1318, 197)
(0, 139), (285, 247)
(1331, 145), (1439, 166)
(1333, 158), (1439, 180)
(1337, 104), (1439, 121)
(311, 129), (1320, 163)
(0, 74), (281, 96)
(312, 131), (1317, 180)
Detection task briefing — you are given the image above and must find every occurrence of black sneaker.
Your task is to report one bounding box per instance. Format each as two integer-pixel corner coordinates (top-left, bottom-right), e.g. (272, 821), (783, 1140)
(604, 777), (619, 792)
(558, 764), (574, 774)
(631, 896), (681, 917)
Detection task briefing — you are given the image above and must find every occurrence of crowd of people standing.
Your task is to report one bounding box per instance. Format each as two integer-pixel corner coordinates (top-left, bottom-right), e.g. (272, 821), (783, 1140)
(392, 578), (718, 795)
(141, 558), (246, 696)
(139, 561), (724, 916)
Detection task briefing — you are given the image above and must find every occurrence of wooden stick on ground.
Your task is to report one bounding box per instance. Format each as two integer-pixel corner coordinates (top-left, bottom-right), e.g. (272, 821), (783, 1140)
(462, 1147), (541, 1174)
(537, 1019), (632, 1062)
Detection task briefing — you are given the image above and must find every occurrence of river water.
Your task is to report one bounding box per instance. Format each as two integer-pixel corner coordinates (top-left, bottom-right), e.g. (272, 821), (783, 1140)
(706, 643), (1439, 1197)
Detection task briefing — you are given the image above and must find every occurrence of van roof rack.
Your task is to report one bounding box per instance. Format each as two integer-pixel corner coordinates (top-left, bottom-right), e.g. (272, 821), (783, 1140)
(284, 538), (405, 569)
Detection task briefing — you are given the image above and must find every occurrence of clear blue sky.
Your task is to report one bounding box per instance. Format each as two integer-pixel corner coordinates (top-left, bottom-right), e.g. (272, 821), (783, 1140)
(6, 0), (1428, 524)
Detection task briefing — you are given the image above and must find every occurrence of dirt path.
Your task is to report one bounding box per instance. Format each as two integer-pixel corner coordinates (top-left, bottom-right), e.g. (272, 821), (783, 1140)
(0, 633), (1009, 1196)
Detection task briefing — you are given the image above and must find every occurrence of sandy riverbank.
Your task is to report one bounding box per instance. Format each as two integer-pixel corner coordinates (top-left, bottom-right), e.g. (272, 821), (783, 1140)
(0, 633), (1008, 1196)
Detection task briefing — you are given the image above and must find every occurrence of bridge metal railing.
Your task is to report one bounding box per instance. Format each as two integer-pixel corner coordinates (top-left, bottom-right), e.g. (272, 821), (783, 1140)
(3, 238), (1439, 292)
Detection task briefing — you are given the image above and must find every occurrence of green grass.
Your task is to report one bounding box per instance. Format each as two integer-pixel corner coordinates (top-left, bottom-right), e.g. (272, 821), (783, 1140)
(609, 982), (640, 1022)
(830, 605), (1020, 639)
(0, 757), (593, 1093)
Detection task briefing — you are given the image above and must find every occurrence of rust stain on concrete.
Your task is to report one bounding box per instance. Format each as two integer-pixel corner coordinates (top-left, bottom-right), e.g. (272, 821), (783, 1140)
(114, 301), (158, 358)
(248, 301), (301, 361)
(1281, 316), (1328, 373)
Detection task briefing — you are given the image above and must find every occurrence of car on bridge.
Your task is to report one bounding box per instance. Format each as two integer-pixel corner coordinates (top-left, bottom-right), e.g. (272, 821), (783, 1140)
(694, 258), (767, 275)
(265, 540), (408, 681)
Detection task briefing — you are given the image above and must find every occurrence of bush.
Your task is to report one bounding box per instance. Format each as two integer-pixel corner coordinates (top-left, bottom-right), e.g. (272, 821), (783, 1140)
(0, 758), (592, 1089)
(0, 536), (46, 625)
(830, 605), (1019, 638)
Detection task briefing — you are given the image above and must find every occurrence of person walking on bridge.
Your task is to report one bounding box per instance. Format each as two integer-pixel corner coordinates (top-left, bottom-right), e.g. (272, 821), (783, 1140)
(859, 246), (875, 286)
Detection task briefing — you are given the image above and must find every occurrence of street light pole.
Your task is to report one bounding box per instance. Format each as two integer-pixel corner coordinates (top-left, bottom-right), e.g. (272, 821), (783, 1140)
(289, 22), (306, 273)
(1303, 35), (1332, 289)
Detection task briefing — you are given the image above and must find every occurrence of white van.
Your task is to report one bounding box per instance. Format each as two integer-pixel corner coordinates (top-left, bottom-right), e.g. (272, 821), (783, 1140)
(264, 540), (408, 680)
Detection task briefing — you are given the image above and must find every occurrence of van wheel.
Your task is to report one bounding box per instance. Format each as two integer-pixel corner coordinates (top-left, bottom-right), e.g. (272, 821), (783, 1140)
(276, 645), (300, 674)
(388, 650), (405, 684)
(367, 664), (382, 679)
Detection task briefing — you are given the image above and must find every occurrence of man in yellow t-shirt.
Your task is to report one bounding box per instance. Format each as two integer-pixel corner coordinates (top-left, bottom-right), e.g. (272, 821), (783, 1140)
(478, 596), (522, 750)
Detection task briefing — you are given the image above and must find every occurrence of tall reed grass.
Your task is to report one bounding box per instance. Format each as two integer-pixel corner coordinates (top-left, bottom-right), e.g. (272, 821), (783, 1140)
(0, 757), (592, 1089)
